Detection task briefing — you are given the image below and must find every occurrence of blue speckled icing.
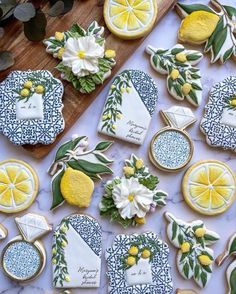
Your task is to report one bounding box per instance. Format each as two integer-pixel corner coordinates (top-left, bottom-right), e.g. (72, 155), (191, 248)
(3, 241), (41, 280)
(152, 130), (190, 169)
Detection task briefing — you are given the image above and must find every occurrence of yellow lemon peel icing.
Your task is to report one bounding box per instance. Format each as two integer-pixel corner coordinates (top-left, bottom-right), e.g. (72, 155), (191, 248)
(60, 168), (94, 208)
(0, 159), (38, 213)
(182, 160), (236, 215)
(178, 11), (220, 45)
(104, 0), (158, 39)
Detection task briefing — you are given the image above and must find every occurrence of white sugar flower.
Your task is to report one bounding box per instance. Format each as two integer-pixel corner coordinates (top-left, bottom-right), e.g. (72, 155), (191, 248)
(112, 177), (154, 219)
(62, 36), (104, 77)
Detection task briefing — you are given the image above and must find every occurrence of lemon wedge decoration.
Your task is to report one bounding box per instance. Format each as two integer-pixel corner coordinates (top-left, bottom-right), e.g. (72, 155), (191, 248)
(182, 160), (236, 215)
(104, 0), (158, 39)
(0, 159), (38, 213)
(178, 11), (220, 45)
(60, 168), (94, 208)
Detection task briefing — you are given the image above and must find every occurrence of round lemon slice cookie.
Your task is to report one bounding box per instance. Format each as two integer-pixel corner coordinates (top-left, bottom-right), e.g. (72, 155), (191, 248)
(182, 160), (236, 215)
(104, 0), (158, 39)
(0, 159), (39, 213)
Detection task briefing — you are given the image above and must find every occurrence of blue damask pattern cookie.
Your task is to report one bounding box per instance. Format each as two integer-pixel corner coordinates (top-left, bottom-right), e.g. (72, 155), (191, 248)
(2, 240), (41, 280)
(152, 130), (191, 169)
(201, 76), (236, 152)
(68, 214), (102, 257)
(106, 232), (173, 294)
(0, 70), (64, 145)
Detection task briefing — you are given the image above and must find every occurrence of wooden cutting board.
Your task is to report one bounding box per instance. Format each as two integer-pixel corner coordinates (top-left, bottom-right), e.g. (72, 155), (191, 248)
(0, 0), (176, 158)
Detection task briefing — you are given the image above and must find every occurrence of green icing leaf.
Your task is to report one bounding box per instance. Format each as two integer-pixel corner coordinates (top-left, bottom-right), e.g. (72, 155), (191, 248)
(229, 266), (236, 294)
(55, 136), (86, 161)
(183, 262), (189, 278)
(51, 168), (65, 210)
(76, 159), (113, 175)
(177, 3), (213, 14)
(201, 271), (207, 287)
(223, 5), (236, 19)
(95, 141), (113, 151)
(229, 236), (236, 255)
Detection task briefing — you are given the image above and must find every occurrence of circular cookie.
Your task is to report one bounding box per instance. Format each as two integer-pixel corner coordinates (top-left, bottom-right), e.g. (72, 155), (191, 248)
(103, 0), (158, 39)
(149, 127), (193, 172)
(0, 159), (39, 213)
(182, 160), (236, 215)
(2, 237), (45, 282)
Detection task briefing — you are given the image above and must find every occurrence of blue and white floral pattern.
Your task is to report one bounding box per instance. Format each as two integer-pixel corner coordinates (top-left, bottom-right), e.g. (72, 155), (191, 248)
(152, 130), (191, 169)
(0, 70), (64, 145)
(2, 241), (41, 280)
(69, 214), (102, 257)
(201, 76), (236, 152)
(106, 232), (173, 294)
(130, 70), (158, 116)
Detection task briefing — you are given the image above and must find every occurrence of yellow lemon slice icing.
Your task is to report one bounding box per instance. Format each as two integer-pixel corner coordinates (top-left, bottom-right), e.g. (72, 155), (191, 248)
(183, 160), (236, 215)
(104, 0), (157, 39)
(0, 159), (38, 213)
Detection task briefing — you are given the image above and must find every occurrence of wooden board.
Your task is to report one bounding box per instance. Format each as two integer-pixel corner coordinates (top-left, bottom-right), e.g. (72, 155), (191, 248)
(0, 0), (176, 158)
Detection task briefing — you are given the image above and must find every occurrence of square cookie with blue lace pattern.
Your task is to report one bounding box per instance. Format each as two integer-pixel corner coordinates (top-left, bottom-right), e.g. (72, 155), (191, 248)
(201, 76), (236, 152)
(106, 232), (173, 294)
(0, 70), (64, 145)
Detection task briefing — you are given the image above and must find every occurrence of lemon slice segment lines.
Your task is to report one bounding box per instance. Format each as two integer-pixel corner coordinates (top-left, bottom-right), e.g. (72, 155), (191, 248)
(0, 160), (38, 213)
(104, 0), (157, 39)
(182, 160), (236, 215)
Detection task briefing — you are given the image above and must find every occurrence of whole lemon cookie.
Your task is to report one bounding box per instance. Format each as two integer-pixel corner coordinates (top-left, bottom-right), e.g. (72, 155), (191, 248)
(0, 159), (38, 213)
(60, 168), (94, 208)
(104, 0), (158, 39)
(48, 135), (113, 210)
(176, 2), (236, 63)
(182, 160), (236, 215)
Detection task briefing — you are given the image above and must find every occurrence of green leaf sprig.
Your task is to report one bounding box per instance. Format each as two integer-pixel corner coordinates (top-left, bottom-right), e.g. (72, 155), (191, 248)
(146, 44), (202, 107)
(165, 212), (220, 288)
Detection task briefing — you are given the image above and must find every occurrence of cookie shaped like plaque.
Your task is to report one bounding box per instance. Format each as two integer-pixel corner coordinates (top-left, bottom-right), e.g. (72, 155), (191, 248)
(0, 70), (64, 145)
(98, 69), (158, 145)
(201, 76), (236, 152)
(106, 232), (173, 293)
(52, 214), (102, 288)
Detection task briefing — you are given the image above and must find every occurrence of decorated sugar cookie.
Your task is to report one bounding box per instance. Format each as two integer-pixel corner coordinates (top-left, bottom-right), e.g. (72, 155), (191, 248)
(182, 160), (236, 215)
(103, 0), (158, 39)
(106, 232), (173, 293)
(0, 159), (39, 213)
(165, 212), (220, 288)
(149, 106), (196, 172)
(1, 213), (51, 282)
(216, 233), (236, 294)
(146, 44), (202, 106)
(201, 76), (236, 152)
(0, 224), (7, 240)
(100, 154), (167, 228)
(52, 214), (102, 288)
(176, 1), (236, 63)
(44, 21), (116, 93)
(98, 69), (158, 145)
(48, 135), (113, 210)
(0, 70), (64, 145)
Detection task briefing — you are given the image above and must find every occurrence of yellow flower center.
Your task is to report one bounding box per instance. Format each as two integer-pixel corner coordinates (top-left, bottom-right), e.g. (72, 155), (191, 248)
(128, 193), (135, 202)
(78, 50), (86, 59)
